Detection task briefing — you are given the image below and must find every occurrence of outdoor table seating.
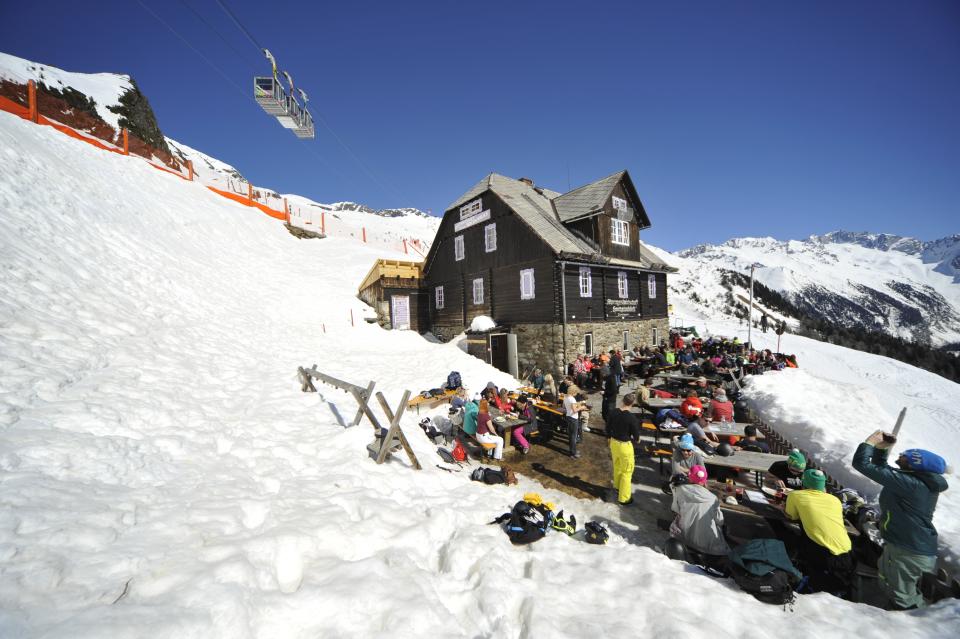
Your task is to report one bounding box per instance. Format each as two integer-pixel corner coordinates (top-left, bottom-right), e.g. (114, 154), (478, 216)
(489, 407), (529, 449)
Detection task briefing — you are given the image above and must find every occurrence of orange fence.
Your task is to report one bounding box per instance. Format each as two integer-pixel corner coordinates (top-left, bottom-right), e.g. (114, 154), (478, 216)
(0, 81), (430, 255)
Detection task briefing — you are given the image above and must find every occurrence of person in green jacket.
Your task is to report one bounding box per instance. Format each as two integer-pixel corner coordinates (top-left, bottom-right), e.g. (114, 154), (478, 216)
(852, 430), (949, 610)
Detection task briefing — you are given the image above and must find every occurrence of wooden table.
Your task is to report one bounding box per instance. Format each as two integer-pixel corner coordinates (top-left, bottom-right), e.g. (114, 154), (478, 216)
(704, 420), (760, 439)
(702, 450), (787, 473)
(710, 481), (859, 536)
(407, 389), (457, 414)
(643, 397), (711, 410)
(489, 408), (529, 448)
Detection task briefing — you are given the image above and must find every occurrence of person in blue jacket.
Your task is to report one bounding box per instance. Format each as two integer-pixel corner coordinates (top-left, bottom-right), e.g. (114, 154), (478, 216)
(852, 430), (949, 610)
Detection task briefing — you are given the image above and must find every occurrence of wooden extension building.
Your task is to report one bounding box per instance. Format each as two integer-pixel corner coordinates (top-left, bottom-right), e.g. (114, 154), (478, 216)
(421, 171), (676, 376)
(357, 259), (426, 331)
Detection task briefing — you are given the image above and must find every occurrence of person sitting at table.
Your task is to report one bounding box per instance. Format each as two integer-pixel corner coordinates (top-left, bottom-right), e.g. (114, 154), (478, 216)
(688, 410), (720, 453)
(494, 388), (514, 414)
(768, 449), (808, 491)
(527, 367), (545, 392)
(680, 391), (704, 419)
(736, 424), (770, 453)
(515, 394), (537, 453)
(785, 469), (855, 595)
(637, 377), (656, 405)
(541, 373), (558, 404)
(475, 400), (504, 460)
(708, 389), (734, 423)
(671, 433), (706, 475)
(670, 464), (730, 573)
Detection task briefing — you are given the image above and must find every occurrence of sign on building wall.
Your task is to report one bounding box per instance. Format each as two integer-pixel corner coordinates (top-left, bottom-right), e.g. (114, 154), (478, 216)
(605, 298), (639, 318)
(454, 209), (491, 232)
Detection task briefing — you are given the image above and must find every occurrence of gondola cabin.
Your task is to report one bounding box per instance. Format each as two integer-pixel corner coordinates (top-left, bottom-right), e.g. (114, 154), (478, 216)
(357, 259), (425, 331)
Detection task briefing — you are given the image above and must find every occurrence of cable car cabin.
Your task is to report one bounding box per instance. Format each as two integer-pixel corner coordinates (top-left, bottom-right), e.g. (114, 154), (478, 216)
(253, 76), (315, 139)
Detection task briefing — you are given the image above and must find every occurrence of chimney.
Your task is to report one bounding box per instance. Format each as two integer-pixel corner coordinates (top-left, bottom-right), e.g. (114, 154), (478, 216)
(518, 177), (535, 187)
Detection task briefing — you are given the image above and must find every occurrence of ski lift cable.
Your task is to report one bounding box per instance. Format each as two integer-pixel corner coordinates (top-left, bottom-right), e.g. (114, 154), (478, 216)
(213, 0), (265, 54)
(134, 0), (350, 183)
(177, 0), (262, 68)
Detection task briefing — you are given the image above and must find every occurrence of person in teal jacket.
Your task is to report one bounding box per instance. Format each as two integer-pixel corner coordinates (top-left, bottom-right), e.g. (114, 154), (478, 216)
(461, 399), (479, 436)
(852, 430), (949, 610)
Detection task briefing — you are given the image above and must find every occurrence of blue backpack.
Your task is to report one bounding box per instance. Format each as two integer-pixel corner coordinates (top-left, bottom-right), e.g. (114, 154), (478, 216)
(446, 371), (462, 390)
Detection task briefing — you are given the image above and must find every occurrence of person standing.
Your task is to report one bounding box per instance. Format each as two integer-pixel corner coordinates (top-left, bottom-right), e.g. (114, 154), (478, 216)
(607, 393), (641, 505)
(853, 431), (949, 610)
(785, 469), (854, 594)
(563, 387), (586, 459)
(601, 368), (620, 423)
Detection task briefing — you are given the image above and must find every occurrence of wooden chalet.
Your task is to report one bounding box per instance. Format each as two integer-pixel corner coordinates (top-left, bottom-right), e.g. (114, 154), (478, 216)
(420, 171), (676, 376)
(357, 259), (425, 331)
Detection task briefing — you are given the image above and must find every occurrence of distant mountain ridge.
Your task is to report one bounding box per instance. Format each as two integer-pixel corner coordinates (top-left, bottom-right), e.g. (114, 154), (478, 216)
(673, 231), (960, 348)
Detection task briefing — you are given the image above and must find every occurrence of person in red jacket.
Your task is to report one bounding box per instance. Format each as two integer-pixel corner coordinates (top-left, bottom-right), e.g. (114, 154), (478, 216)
(680, 391), (704, 420)
(708, 390), (734, 423)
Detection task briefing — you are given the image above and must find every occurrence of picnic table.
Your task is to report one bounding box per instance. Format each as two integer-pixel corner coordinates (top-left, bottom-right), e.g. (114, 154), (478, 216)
(709, 480), (859, 536)
(704, 420), (759, 439)
(489, 407), (529, 449)
(407, 389), (457, 414)
(702, 449), (787, 473)
(643, 397), (711, 410)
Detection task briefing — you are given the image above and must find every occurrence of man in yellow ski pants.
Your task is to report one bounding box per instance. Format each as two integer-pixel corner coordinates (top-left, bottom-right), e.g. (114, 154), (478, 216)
(606, 393), (641, 505)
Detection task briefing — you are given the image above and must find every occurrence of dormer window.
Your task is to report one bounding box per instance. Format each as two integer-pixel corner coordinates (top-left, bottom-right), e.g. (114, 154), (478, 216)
(611, 219), (629, 246)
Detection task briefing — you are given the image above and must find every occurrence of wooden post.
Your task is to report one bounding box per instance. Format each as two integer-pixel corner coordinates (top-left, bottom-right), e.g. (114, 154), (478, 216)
(321, 211), (326, 235)
(284, 198), (289, 219)
(27, 80), (38, 123)
(186, 160), (194, 181)
(350, 309), (355, 327)
(122, 127), (129, 155)
(403, 239), (408, 254)
(362, 227), (367, 243)
(247, 182), (253, 201)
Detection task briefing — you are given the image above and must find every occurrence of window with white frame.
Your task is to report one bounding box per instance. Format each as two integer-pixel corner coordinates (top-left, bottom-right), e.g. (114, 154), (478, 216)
(579, 267), (592, 297)
(611, 218), (629, 246)
(623, 330), (630, 351)
(484, 223), (497, 252)
(648, 273), (657, 298)
(473, 278), (484, 305)
(435, 285), (445, 309)
(617, 271), (628, 298)
(584, 332), (594, 356)
(454, 235), (464, 261)
(520, 268), (535, 300)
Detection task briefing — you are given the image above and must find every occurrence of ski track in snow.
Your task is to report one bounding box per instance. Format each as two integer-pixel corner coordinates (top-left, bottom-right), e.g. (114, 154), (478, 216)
(1, 111), (959, 637)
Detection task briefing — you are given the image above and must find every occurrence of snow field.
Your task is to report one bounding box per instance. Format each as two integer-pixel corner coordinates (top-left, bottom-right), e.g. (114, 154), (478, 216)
(2, 110), (959, 637)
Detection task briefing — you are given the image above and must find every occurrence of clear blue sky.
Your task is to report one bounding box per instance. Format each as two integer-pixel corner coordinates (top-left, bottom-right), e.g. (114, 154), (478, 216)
(2, 1), (958, 250)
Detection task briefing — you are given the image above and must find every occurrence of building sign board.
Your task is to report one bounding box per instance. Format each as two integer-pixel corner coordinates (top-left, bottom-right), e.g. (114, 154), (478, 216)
(605, 297), (638, 318)
(454, 209), (491, 232)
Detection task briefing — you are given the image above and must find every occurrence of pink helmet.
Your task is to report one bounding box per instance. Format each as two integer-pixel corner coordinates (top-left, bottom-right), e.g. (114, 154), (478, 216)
(688, 465), (708, 486)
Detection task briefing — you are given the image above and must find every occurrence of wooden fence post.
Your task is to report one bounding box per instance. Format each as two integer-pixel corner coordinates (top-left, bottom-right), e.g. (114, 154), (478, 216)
(350, 309), (355, 327)
(321, 211), (326, 235)
(403, 239), (408, 254)
(27, 80), (38, 123)
(362, 227), (367, 243)
(186, 160), (194, 181)
(284, 198), (289, 221)
(247, 182), (253, 201)
(122, 128), (129, 155)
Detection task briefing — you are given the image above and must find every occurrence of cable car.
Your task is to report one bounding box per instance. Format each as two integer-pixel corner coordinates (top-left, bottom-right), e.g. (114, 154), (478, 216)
(253, 50), (315, 139)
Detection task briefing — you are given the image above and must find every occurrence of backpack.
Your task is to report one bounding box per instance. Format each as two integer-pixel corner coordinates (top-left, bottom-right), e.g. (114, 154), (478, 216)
(437, 446), (459, 465)
(584, 521), (609, 545)
(446, 371), (462, 390)
(503, 500), (554, 545)
(471, 467), (506, 484)
(429, 388), (445, 398)
(729, 563), (798, 606)
(451, 440), (467, 462)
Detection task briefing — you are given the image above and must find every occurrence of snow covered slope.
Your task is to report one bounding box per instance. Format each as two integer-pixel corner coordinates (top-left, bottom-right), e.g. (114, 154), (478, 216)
(677, 233), (960, 347)
(6, 98), (960, 635)
(0, 51), (132, 131)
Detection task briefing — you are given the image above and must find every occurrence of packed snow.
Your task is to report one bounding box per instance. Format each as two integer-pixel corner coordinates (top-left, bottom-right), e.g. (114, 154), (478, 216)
(1, 106), (959, 638)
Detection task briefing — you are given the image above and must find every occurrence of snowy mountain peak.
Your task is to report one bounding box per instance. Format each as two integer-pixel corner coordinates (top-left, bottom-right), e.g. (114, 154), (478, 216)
(329, 201), (432, 219)
(811, 231), (923, 255)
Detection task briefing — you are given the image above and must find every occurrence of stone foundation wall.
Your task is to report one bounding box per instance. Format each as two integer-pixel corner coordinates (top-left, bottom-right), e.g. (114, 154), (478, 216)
(511, 317), (670, 378)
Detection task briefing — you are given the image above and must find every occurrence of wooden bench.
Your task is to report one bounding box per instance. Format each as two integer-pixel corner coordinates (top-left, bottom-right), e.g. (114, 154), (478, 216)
(407, 389), (457, 414)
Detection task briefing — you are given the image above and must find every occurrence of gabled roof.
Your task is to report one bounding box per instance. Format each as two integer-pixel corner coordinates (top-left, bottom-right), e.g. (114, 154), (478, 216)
(441, 172), (669, 271)
(448, 173), (596, 256)
(553, 170), (624, 222)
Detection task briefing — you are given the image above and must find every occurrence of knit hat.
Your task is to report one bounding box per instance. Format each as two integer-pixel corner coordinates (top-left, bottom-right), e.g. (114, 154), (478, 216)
(787, 449), (806, 472)
(451, 397), (465, 409)
(688, 465), (708, 485)
(898, 449), (947, 474)
(802, 468), (826, 491)
(678, 433), (696, 451)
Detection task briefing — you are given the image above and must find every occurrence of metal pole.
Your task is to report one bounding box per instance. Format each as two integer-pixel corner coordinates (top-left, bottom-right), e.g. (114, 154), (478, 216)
(748, 264), (755, 348)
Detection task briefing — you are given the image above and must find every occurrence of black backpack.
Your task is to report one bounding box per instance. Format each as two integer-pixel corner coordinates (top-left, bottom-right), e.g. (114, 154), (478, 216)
(493, 500), (554, 545)
(446, 371), (462, 390)
(471, 467), (506, 485)
(729, 563), (798, 606)
(584, 521), (609, 545)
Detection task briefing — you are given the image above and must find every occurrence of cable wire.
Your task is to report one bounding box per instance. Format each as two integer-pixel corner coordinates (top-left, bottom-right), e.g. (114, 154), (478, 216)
(178, 0), (261, 67)
(213, 0), (265, 54)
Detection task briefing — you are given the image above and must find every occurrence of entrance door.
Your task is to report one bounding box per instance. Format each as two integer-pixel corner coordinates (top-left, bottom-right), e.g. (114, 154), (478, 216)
(391, 295), (410, 330)
(490, 333), (509, 373)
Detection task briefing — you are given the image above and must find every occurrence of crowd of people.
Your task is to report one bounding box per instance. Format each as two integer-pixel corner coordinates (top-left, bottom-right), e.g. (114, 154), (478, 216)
(421, 329), (949, 610)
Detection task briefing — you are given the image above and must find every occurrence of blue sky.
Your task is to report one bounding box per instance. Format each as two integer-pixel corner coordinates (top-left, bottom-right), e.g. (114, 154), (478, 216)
(2, 1), (958, 251)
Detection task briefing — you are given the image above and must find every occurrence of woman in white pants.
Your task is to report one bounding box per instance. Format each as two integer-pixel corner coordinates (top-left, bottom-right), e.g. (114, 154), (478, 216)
(475, 400), (504, 460)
